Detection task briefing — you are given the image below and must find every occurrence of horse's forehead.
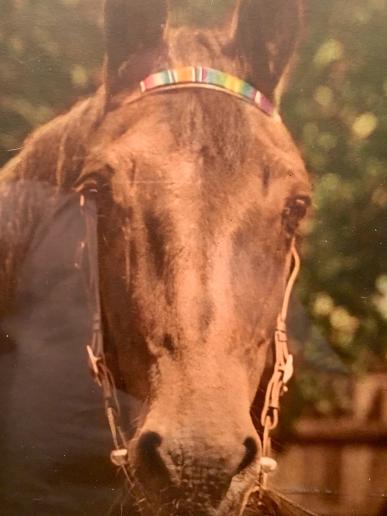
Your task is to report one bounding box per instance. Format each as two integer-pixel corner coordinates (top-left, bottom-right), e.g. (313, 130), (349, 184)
(106, 110), (282, 173)
(105, 93), (249, 157)
(99, 95), (310, 206)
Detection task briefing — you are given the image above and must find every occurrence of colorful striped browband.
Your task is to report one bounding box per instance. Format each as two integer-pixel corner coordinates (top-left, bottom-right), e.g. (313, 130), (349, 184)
(140, 66), (278, 119)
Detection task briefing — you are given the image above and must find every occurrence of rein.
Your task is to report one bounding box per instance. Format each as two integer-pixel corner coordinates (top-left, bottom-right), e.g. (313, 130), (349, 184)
(76, 67), (298, 511)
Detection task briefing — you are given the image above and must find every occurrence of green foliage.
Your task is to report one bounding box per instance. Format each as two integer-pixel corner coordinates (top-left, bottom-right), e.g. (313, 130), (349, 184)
(0, 1), (386, 405)
(283, 0), (387, 375)
(0, 0), (103, 166)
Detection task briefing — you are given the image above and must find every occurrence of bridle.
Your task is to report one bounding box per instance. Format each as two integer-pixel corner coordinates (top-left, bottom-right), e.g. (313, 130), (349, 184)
(257, 244), (299, 495)
(76, 66), (299, 509)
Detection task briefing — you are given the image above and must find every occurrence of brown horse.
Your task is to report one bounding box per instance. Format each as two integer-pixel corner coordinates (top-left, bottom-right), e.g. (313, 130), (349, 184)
(0, 1), (311, 515)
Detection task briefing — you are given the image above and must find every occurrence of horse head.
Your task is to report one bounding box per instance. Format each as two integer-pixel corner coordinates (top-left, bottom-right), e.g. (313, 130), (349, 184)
(79, 1), (311, 514)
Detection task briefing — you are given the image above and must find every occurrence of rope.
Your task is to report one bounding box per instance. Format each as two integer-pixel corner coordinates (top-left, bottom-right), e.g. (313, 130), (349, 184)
(258, 242), (300, 493)
(280, 245), (300, 322)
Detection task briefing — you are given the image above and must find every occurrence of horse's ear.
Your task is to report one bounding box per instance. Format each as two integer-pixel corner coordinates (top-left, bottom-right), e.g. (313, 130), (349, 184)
(104, 0), (168, 94)
(232, 0), (304, 102)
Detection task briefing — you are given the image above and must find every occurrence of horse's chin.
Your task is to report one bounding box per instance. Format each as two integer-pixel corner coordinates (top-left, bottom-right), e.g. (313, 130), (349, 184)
(216, 465), (259, 516)
(126, 465), (259, 516)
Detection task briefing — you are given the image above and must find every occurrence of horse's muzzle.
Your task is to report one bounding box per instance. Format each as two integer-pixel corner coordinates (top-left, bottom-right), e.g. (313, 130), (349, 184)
(130, 426), (260, 515)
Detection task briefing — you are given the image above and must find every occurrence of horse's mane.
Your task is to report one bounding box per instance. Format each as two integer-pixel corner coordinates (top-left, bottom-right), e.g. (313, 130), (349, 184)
(1, 89), (105, 190)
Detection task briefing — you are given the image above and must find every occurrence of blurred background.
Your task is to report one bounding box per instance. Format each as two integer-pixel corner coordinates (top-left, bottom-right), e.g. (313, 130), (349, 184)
(0, 1), (386, 514)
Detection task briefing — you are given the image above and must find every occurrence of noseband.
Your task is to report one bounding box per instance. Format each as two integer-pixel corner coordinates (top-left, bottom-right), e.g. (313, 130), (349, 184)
(77, 67), (298, 508)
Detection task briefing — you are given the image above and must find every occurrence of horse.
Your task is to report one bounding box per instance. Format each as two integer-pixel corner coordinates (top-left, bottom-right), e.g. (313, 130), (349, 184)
(0, 1), (311, 514)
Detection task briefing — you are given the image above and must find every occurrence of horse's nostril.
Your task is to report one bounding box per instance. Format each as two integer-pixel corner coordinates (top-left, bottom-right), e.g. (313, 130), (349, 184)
(236, 436), (258, 474)
(138, 431), (162, 458)
(137, 431), (170, 480)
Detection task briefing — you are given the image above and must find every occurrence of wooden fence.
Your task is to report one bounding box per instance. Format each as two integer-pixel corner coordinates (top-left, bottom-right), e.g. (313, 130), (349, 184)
(271, 374), (387, 516)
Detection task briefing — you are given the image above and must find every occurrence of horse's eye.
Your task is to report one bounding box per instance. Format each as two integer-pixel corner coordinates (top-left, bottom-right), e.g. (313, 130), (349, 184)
(81, 179), (99, 194)
(283, 196), (310, 233)
(77, 166), (114, 195)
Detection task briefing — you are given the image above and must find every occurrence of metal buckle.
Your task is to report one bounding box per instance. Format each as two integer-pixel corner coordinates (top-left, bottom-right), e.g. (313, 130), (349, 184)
(111, 448), (129, 467)
(86, 345), (102, 386)
(260, 456), (278, 474)
(282, 354), (294, 385)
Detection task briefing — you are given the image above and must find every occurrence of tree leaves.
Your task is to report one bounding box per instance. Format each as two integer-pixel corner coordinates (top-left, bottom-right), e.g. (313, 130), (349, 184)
(283, 0), (387, 376)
